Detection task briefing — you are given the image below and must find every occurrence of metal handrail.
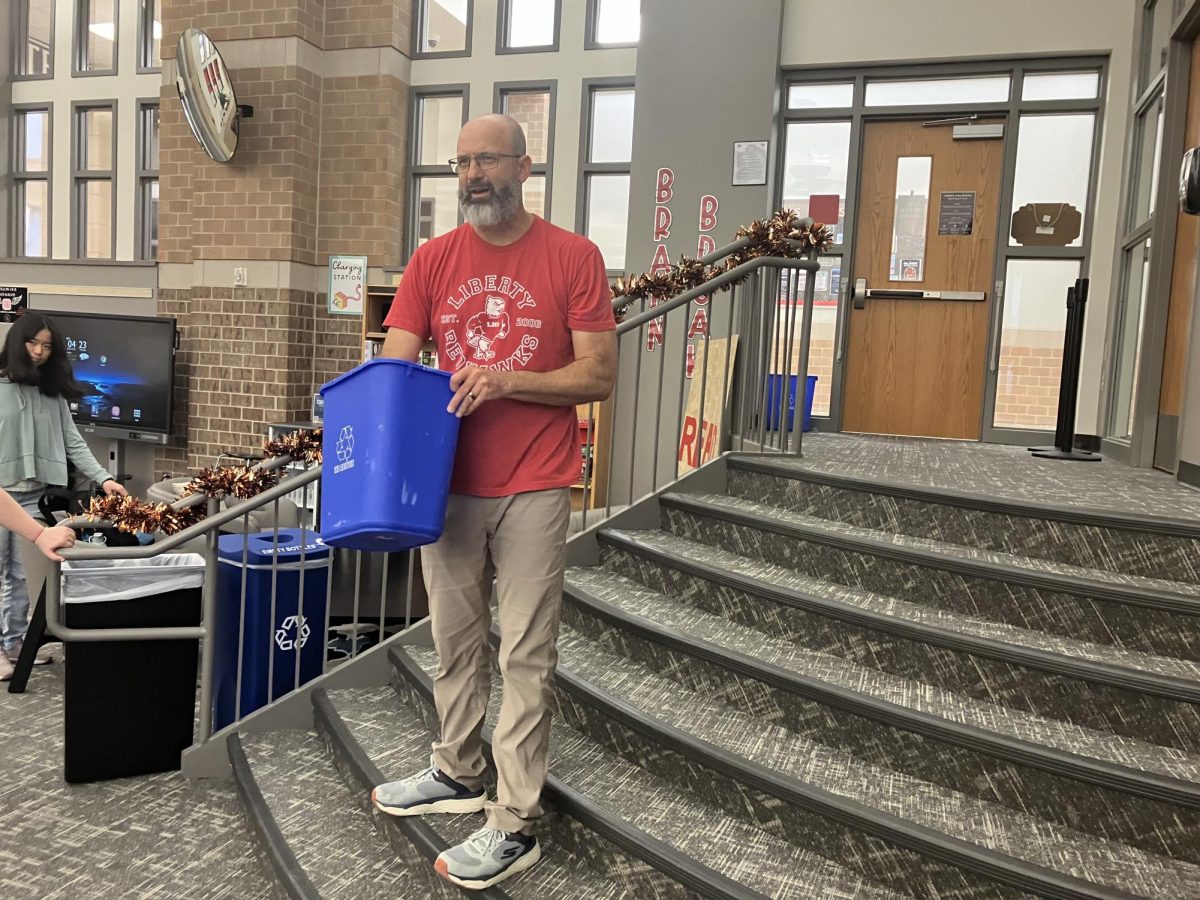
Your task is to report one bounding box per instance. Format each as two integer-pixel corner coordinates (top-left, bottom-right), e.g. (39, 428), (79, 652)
(36, 231), (825, 751)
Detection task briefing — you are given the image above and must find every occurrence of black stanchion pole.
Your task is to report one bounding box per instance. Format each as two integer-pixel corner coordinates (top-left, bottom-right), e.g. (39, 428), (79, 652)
(1031, 277), (1099, 461)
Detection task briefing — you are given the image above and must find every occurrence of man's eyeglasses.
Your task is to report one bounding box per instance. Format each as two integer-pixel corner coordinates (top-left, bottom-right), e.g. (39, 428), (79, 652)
(448, 153), (522, 174)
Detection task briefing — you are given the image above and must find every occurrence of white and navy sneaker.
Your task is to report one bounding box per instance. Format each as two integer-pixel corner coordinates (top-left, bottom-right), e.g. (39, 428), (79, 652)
(434, 826), (541, 890)
(370, 767), (486, 817)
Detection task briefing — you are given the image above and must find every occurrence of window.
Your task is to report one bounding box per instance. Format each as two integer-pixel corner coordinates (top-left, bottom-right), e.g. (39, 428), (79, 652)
(408, 88), (468, 255)
(578, 81), (634, 270)
(16, 0), (54, 77)
(1009, 113), (1096, 249)
(788, 82), (854, 110)
(497, 85), (555, 219)
(12, 108), (52, 257)
(1020, 70), (1100, 101)
(586, 0), (639, 47)
(864, 75), (1010, 106)
(138, 0), (161, 70)
(73, 103), (116, 259)
(76, 0), (117, 74)
(138, 103), (160, 259)
(499, 0), (559, 52)
(415, 0), (471, 55)
(781, 121), (852, 243)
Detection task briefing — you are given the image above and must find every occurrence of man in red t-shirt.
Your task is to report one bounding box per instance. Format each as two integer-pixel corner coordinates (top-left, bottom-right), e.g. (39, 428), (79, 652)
(370, 113), (616, 890)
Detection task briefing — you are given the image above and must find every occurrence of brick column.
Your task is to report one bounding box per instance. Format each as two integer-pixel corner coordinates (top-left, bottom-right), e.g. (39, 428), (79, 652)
(157, 1), (411, 476)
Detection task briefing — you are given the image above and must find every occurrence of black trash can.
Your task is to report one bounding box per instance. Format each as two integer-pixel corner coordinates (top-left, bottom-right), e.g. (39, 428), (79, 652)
(60, 554), (205, 783)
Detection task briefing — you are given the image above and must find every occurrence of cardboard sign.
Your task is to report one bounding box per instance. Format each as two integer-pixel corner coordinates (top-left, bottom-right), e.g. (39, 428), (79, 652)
(677, 336), (739, 476)
(1010, 202), (1082, 246)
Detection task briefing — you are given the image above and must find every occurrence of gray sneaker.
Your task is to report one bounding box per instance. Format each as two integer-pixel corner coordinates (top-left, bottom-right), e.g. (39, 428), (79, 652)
(371, 767), (485, 817)
(434, 826), (540, 890)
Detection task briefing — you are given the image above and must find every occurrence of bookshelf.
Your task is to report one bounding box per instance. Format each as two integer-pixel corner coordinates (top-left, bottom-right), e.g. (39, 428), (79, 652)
(362, 281), (435, 366)
(572, 396), (612, 513)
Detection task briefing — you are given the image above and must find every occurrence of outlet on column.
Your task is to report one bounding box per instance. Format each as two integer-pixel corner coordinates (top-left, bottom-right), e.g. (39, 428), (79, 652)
(234, 267), (248, 286)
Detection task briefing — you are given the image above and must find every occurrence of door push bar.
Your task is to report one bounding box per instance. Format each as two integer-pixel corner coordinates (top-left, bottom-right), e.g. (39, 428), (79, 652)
(852, 278), (986, 309)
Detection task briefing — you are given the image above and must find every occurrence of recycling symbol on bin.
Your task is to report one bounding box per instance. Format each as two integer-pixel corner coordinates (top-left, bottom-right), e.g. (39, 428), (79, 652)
(274, 615), (311, 652)
(335, 425), (355, 463)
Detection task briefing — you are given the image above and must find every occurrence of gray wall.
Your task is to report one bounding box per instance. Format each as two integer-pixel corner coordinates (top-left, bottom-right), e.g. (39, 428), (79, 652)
(610, 0), (784, 502)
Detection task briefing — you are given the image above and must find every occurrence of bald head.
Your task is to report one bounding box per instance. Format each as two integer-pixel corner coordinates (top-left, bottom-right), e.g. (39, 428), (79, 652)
(459, 114), (527, 157)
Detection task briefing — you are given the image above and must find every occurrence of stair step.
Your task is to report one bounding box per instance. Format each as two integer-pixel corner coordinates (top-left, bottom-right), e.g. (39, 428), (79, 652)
(564, 566), (1200, 863)
(656, 489), (1200, 664)
(600, 525), (1200, 754)
(726, 454), (1200, 585)
(671, 491), (1200, 600)
(395, 644), (906, 900)
(321, 682), (629, 900)
(552, 621), (1200, 899)
(234, 730), (417, 899)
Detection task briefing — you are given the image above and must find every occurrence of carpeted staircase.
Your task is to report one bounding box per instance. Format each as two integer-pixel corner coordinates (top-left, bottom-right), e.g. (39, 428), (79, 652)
(228, 452), (1200, 899)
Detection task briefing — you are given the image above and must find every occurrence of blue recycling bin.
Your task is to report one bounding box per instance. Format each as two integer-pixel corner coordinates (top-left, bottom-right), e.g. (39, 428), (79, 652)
(765, 374), (818, 432)
(213, 529), (331, 730)
(319, 358), (460, 552)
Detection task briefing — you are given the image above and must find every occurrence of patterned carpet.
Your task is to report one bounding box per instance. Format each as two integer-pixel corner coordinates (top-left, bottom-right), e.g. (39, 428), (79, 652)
(787, 433), (1200, 518)
(0, 664), (273, 900)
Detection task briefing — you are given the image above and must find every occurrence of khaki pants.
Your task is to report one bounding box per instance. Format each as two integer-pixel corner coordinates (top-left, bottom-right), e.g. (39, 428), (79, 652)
(421, 488), (570, 834)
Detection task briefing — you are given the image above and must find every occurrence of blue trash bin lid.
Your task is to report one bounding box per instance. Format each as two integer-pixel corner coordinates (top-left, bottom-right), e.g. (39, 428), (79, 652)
(217, 529), (330, 565)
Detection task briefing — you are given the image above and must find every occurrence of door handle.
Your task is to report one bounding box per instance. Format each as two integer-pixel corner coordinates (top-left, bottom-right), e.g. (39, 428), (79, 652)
(853, 277), (985, 308)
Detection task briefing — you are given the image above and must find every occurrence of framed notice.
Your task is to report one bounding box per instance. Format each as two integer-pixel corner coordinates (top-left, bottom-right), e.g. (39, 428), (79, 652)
(0, 286), (28, 324)
(938, 192), (975, 235)
(732, 141), (769, 186)
(328, 255), (367, 316)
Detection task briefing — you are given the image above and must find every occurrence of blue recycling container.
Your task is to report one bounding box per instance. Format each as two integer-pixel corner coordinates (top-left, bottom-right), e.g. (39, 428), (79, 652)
(213, 529), (331, 731)
(765, 374), (818, 432)
(319, 358), (460, 552)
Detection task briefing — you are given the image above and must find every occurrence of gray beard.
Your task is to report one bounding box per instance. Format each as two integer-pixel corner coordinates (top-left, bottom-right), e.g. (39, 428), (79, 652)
(459, 179), (522, 228)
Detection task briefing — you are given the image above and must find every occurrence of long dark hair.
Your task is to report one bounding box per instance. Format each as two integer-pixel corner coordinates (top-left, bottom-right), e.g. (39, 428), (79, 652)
(0, 313), (84, 400)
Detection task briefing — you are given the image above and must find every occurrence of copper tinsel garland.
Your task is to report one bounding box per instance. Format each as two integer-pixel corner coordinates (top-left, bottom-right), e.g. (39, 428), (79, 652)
(610, 209), (834, 321)
(84, 427), (324, 535)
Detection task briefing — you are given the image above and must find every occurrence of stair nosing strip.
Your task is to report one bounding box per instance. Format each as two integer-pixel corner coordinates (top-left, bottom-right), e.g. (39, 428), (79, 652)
(728, 453), (1200, 540)
(310, 688), (513, 900)
(563, 576), (1200, 808)
(537, 638), (1140, 900)
(661, 490), (1200, 614)
(229, 732), (323, 900)
(387, 645), (769, 900)
(647, 499), (1200, 702)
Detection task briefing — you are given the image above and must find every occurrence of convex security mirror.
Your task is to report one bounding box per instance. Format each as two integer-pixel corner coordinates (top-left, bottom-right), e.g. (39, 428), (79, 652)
(1181, 147), (1200, 215)
(176, 27), (248, 163)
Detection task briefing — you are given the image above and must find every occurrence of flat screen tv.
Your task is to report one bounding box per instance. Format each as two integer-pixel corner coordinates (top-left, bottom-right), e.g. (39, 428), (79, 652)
(47, 311), (177, 443)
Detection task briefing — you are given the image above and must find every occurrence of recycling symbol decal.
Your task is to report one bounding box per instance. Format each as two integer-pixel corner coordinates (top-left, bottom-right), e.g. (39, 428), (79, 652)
(275, 614), (312, 652)
(336, 425), (355, 462)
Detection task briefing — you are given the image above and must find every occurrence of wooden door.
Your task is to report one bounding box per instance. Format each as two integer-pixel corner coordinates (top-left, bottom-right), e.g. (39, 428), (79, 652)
(842, 119), (1004, 439)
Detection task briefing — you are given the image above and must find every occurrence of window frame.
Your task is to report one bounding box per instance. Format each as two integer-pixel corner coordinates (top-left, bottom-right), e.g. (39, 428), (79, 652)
(70, 99), (118, 260)
(494, 80), (557, 220)
(496, 0), (561, 54)
(137, 0), (161, 73)
(585, 0), (639, 50)
(575, 76), (635, 274)
(405, 84), (470, 259)
(14, 0), (56, 80)
(412, 0), (474, 59)
(73, 0), (119, 77)
(136, 99), (159, 260)
(10, 103), (54, 258)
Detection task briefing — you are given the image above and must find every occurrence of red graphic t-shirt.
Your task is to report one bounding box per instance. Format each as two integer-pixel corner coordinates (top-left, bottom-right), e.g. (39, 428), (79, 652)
(384, 217), (615, 497)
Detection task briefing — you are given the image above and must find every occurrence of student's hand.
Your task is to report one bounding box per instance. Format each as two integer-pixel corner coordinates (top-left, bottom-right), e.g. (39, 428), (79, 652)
(102, 479), (128, 497)
(34, 525), (76, 562)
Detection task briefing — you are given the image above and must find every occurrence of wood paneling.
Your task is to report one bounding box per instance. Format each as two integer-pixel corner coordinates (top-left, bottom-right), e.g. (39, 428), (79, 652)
(843, 119), (1004, 439)
(1160, 39), (1200, 418)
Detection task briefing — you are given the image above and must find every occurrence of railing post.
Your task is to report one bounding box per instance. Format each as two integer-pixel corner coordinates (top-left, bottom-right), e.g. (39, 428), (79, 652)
(197, 496), (221, 743)
(793, 246), (820, 457)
